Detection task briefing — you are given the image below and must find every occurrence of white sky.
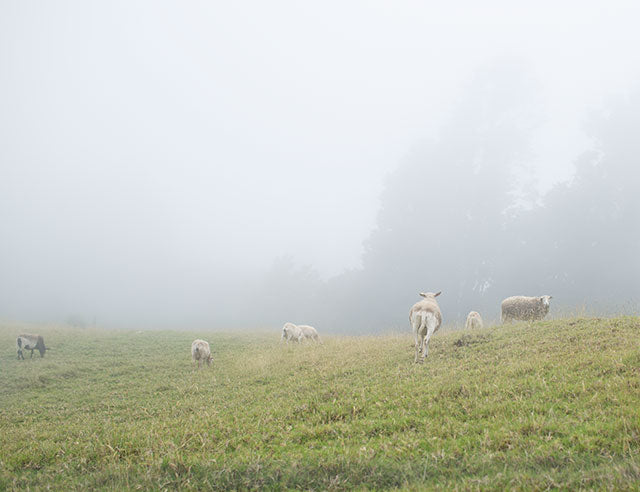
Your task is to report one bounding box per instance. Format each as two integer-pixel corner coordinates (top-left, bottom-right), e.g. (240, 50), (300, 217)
(1, 0), (639, 279)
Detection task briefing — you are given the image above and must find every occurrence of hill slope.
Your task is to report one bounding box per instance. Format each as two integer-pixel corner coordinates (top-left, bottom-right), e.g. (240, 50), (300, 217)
(1, 317), (639, 490)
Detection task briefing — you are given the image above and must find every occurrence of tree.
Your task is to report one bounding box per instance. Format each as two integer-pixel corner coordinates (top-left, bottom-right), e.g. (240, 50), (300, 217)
(338, 60), (541, 330)
(511, 92), (640, 311)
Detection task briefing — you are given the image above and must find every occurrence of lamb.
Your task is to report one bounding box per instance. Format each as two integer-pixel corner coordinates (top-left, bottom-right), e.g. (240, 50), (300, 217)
(409, 291), (442, 363)
(465, 311), (483, 330)
(191, 339), (213, 368)
(501, 295), (552, 323)
(16, 334), (46, 359)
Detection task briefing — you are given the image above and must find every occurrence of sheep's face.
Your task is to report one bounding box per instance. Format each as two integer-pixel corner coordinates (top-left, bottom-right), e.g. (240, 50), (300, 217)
(540, 295), (552, 308)
(419, 291), (441, 299)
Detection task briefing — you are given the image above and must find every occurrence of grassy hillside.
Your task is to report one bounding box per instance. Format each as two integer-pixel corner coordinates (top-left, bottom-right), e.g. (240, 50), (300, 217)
(1, 317), (639, 490)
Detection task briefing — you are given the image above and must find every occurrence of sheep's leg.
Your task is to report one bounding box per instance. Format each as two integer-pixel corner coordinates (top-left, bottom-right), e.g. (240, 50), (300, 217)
(30, 349), (34, 358)
(421, 330), (433, 359)
(418, 336), (426, 363)
(17, 350), (23, 360)
(415, 335), (424, 363)
(421, 325), (436, 360)
(412, 314), (422, 363)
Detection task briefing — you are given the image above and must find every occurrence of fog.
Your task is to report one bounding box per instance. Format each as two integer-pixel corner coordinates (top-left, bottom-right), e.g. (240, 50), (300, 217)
(1, 1), (639, 331)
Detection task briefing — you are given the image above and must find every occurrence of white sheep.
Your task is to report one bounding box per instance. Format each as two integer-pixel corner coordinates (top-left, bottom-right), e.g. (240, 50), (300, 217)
(281, 322), (302, 343)
(297, 324), (320, 342)
(191, 339), (213, 368)
(409, 291), (442, 363)
(465, 311), (483, 330)
(281, 323), (320, 343)
(501, 295), (552, 323)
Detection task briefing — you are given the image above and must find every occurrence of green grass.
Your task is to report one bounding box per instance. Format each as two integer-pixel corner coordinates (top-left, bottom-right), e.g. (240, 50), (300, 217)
(1, 317), (639, 490)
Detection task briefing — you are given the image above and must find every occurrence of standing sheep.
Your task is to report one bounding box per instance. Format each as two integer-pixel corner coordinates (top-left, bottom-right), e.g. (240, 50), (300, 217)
(410, 291), (442, 363)
(297, 325), (320, 342)
(465, 311), (483, 330)
(501, 295), (552, 323)
(281, 322), (302, 343)
(191, 339), (213, 368)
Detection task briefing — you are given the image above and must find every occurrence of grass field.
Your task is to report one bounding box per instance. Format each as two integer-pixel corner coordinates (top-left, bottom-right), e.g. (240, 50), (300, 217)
(1, 317), (639, 490)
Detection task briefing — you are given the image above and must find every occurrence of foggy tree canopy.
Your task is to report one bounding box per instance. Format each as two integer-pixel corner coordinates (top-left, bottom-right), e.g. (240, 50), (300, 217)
(2, 61), (639, 332)
(270, 68), (640, 332)
(1, 3), (639, 332)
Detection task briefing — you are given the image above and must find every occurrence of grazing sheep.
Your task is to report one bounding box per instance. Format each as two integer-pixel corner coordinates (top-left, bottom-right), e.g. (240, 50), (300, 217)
(281, 322), (302, 343)
(410, 291), (442, 363)
(501, 295), (552, 323)
(465, 311), (483, 330)
(298, 324), (320, 342)
(191, 339), (213, 368)
(16, 334), (46, 360)
(281, 323), (320, 343)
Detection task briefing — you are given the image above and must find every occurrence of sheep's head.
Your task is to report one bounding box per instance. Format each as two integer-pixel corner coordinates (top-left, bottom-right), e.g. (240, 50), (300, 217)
(419, 291), (441, 299)
(540, 295), (552, 308)
(281, 323), (294, 340)
(37, 336), (46, 357)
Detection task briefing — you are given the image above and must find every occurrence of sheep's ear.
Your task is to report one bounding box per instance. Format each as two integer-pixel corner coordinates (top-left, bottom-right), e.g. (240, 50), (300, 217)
(419, 292), (427, 298)
(434, 291), (441, 297)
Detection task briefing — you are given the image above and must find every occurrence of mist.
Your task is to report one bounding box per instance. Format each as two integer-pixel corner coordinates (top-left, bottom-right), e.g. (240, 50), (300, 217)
(1, 1), (639, 330)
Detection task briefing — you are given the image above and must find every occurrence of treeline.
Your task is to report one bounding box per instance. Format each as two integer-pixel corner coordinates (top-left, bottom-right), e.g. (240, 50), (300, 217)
(256, 64), (640, 333)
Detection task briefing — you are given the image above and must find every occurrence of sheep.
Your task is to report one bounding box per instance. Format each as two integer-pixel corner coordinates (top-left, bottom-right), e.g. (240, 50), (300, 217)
(297, 324), (320, 342)
(465, 311), (483, 330)
(501, 295), (552, 323)
(281, 322), (302, 343)
(281, 323), (320, 343)
(16, 334), (46, 359)
(409, 291), (442, 363)
(191, 339), (213, 368)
